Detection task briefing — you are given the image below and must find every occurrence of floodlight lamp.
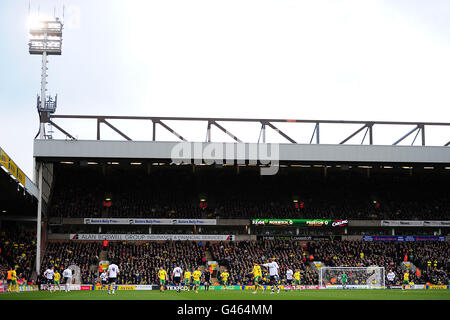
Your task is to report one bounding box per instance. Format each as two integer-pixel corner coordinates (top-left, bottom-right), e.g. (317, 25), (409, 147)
(28, 16), (63, 55)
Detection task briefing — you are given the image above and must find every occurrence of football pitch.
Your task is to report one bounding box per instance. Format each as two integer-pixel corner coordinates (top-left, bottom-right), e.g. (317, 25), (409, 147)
(0, 289), (449, 300)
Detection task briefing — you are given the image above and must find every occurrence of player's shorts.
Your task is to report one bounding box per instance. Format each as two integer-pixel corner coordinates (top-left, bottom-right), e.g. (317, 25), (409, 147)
(184, 279), (190, 284)
(46, 278), (53, 285)
(7, 279), (12, 285)
(174, 276), (181, 285)
(222, 280), (228, 285)
(254, 276), (261, 284)
(108, 277), (117, 284)
(269, 276), (279, 285)
(11, 279), (17, 285)
(159, 279), (166, 285)
(403, 280), (409, 285)
(295, 279), (301, 285)
(54, 280), (60, 285)
(101, 280), (108, 285)
(286, 279), (293, 285)
(194, 280), (200, 285)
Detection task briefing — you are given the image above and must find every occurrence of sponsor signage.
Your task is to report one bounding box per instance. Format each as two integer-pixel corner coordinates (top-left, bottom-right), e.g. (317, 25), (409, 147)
(326, 285), (384, 289)
(116, 285), (135, 291)
(84, 218), (216, 225)
(363, 236), (446, 242)
(70, 234), (235, 241)
(134, 285), (155, 291)
(426, 285), (449, 290)
(0, 147), (26, 186)
(381, 220), (450, 227)
(251, 219), (347, 227)
(39, 284), (88, 291)
(257, 235), (341, 241)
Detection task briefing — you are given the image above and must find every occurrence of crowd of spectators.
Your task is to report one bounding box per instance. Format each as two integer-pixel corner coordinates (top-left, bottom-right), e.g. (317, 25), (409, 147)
(38, 241), (207, 285)
(12, 238), (449, 286)
(106, 241), (207, 285)
(211, 240), (450, 286)
(308, 240), (450, 285)
(48, 166), (450, 220)
(0, 228), (36, 284)
(211, 240), (318, 285)
(39, 242), (101, 284)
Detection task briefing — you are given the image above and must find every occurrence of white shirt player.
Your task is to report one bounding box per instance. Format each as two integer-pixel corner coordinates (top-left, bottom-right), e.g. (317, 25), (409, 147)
(173, 267), (182, 278)
(107, 264), (119, 279)
(63, 268), (73, 292)
(44, 268), (54, 280)
(63, 268), (72, 279)
(262, 261), (280, 276)
(286, 269), (293, 280)
(100, 272), (108, 282)
(387, 271), (395, 282)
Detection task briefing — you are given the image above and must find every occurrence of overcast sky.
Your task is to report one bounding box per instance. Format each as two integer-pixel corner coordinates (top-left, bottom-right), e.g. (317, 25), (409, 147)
(0, 0), (450, 177)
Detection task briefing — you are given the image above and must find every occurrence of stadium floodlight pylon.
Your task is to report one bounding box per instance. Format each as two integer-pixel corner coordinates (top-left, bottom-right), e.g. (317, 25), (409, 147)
(28, 13), (63, 275)
(319, 266), (385, 289)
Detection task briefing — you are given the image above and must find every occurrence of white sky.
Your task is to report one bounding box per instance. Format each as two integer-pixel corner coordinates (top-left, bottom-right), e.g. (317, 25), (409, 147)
(0, 0), (450, 177)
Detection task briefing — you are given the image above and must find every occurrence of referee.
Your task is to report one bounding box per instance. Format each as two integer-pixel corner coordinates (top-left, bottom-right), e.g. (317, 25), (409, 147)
(203, 268), (211, 291)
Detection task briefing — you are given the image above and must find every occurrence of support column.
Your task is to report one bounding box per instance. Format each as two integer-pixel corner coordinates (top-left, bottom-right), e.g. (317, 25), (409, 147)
(262, 124), (266, 143)
(36, 162), (43, 275)
(392, 228), (395, 236)
(149, 226), (152, 234)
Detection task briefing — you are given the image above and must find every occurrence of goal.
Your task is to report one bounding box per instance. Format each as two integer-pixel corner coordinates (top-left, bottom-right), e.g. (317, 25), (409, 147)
(319, 266), (385, 289)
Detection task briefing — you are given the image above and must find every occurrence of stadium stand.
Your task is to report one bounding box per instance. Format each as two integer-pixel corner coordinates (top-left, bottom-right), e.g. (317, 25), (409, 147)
(29, 240), (449, 286)
(48, 165), (450, 220)
(0, 228), (36, 284)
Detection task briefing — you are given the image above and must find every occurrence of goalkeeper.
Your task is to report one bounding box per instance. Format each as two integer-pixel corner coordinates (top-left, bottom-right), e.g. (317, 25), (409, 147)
(341, 272), (348, 289)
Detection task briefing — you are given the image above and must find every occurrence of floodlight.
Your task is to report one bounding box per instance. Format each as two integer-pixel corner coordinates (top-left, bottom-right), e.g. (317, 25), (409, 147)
(28, 17), (63, 55)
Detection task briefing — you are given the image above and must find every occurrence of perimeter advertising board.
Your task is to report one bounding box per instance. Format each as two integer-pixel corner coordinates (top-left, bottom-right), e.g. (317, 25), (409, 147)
(257, 235), (341, 241)
(70, 234), (235, 241)
(251, 219), (348, 227)
(362, 236), (446, 241)
(84, 218), (216, 225)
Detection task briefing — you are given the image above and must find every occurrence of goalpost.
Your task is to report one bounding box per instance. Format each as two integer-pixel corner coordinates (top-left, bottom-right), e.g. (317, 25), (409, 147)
(319, 266), (385, 289)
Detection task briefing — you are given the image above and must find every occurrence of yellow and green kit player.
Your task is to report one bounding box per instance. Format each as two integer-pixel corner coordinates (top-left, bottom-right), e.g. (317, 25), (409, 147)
(192, 268), (202, 293)
(158, 267), (167, 292)
(251, 263), (263, 294)
(294, 269), (301, 290)
(402, 271), (410, 290)
(7, 267), (18, 293)
(54, 270), (61, 291)
(184, 270), (192, 291)
(221, 269), (229, 290)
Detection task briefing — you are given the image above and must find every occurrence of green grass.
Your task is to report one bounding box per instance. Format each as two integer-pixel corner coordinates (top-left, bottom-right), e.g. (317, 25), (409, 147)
(1, 289), (449, 300)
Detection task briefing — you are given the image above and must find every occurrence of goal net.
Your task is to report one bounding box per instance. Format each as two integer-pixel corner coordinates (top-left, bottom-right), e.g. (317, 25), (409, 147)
(319, 266), (385, 289)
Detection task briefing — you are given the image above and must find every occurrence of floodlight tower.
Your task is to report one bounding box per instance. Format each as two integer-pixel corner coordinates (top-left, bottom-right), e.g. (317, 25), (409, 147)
(28, 17), (63, 139)
(28, 16), (63, 276)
